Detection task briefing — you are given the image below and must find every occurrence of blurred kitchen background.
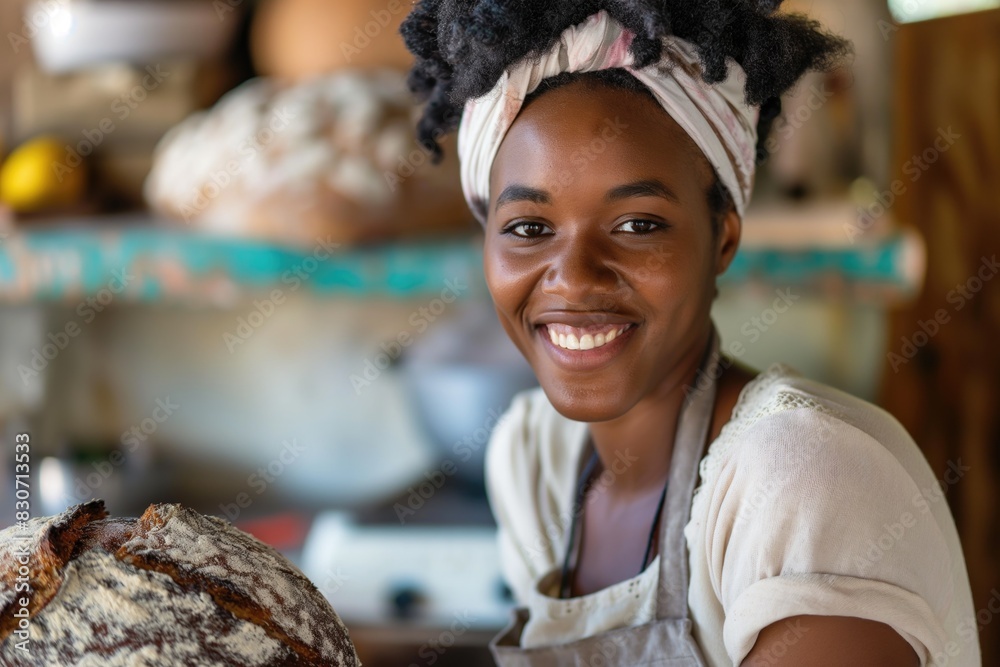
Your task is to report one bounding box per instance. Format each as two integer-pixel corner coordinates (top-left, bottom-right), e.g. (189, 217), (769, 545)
(0, 0), (997, 664)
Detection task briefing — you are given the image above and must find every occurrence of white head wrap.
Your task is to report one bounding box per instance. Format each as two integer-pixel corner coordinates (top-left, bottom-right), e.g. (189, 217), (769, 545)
(457, 9), (759, 223)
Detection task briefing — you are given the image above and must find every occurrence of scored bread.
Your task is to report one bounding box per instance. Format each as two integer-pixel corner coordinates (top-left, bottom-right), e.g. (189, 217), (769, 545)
(0, 501), (360, 666)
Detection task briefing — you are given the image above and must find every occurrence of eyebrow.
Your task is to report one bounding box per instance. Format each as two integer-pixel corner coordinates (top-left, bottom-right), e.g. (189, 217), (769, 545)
(495, 184), (550, 212)
(494, 178), (681, 213)
(605, 179), (681, 205)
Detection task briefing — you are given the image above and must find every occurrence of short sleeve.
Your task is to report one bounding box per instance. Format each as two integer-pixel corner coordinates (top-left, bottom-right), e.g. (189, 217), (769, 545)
(485, 389), (555, 606)
(703, 407), (955, 666)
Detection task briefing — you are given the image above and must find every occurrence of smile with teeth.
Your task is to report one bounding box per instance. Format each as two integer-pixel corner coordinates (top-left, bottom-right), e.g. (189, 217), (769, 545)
(544, 323), (632, 351)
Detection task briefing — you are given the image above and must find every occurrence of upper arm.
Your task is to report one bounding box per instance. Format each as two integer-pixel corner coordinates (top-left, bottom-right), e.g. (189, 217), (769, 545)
(742, 615), (919, 667)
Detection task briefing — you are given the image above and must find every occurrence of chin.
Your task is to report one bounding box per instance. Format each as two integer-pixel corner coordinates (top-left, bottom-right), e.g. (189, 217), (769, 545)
(537, 377), (635, 424)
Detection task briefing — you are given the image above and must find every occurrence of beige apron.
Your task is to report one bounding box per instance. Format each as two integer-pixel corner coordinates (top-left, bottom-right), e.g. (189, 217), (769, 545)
(489, 329), (721, 666)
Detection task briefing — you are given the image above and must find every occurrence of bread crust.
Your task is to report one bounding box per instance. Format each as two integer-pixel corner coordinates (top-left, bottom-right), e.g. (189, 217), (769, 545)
(0, 501), (359, 667)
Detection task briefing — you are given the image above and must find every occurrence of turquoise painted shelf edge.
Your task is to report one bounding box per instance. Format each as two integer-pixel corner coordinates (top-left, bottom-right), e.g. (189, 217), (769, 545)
(0, 224), (917, 303)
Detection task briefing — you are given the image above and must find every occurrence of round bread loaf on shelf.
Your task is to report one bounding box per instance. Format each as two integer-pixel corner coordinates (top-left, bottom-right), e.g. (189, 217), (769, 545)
(0, 500), (359, 666)
(144, 69), (472, 247)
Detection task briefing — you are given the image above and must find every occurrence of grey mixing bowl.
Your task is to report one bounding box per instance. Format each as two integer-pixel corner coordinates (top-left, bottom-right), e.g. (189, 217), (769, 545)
(398, 303), (538, 487)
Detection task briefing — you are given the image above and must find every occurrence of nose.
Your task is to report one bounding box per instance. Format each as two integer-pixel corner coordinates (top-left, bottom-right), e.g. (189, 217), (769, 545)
(540, 231), (623, 305)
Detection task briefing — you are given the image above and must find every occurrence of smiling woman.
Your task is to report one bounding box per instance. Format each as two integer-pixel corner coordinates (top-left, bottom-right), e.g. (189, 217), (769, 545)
(486, 80), (730, 424)
(400, 2), (980, 666)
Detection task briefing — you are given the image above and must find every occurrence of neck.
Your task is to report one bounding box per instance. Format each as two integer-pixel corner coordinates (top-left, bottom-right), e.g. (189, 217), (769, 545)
(585, 326), (711, 499)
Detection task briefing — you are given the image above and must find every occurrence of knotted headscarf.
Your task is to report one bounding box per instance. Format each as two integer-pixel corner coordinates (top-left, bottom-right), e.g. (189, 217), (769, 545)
(457, 10), (759, 223)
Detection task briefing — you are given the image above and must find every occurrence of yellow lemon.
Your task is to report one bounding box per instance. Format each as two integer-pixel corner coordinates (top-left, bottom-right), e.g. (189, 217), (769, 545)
(0, 137), (86, 213)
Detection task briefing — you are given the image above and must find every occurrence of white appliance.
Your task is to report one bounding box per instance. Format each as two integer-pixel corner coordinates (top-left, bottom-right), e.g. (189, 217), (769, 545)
(301, 512), (514, 631)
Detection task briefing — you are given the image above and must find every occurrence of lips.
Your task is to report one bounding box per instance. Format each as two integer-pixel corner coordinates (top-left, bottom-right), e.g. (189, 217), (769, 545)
(532, 311), (639, 371)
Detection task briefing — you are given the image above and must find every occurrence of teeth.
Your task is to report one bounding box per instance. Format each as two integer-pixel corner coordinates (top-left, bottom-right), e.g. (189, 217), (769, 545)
(545, 324), (630, 351)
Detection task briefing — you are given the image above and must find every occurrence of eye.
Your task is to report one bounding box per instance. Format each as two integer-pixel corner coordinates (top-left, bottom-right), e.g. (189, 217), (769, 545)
(501, 221), (552, 238)
(614, 219), (666, 234)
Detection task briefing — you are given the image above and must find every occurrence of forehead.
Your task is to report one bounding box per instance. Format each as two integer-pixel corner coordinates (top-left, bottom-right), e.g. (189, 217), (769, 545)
(488, 81), (711, 206)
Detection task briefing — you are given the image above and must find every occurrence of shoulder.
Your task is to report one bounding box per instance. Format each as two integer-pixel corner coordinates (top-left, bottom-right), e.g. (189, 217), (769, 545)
(694, 364), (963, 664)
(706, 362), (928, 483)
(701, 363), (943, 537)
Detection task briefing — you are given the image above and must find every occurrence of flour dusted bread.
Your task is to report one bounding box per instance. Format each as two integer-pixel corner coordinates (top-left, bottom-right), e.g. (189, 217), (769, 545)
(144, 69), (471, 246)
(0, 501), (359, 666)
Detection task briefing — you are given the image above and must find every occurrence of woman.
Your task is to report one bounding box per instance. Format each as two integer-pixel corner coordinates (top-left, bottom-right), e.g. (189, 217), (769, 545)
(401, 2), (980, 665)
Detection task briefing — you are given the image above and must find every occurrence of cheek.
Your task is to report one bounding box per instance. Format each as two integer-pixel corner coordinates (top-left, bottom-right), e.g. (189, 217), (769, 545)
(482, 240), (505, 303)
(483, 240), (529, 320)
(482, 245), (542, 361)
(629, 239), (715, 321)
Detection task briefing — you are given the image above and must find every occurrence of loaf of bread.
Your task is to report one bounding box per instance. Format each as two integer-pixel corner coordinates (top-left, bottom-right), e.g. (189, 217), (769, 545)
(144, 69), (472, 247)
(0, 501), (359, 666)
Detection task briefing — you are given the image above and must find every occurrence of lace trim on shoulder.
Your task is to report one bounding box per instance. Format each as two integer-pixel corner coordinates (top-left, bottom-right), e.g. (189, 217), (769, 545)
(721, 362), (794, 427)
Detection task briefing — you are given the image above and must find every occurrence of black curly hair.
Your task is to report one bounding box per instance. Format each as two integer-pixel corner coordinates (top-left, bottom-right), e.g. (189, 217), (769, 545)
(401, 0), (850, 224)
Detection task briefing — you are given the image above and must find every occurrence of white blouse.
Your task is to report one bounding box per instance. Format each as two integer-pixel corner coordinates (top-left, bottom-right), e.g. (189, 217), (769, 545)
(484, 363), (981, 666)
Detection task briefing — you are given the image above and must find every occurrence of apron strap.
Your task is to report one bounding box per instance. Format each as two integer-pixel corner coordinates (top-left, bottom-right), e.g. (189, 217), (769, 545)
(656, 325), (722, 620)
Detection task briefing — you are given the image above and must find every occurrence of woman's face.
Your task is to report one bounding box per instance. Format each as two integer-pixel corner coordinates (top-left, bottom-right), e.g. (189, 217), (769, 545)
(484, 80), (740, 422)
